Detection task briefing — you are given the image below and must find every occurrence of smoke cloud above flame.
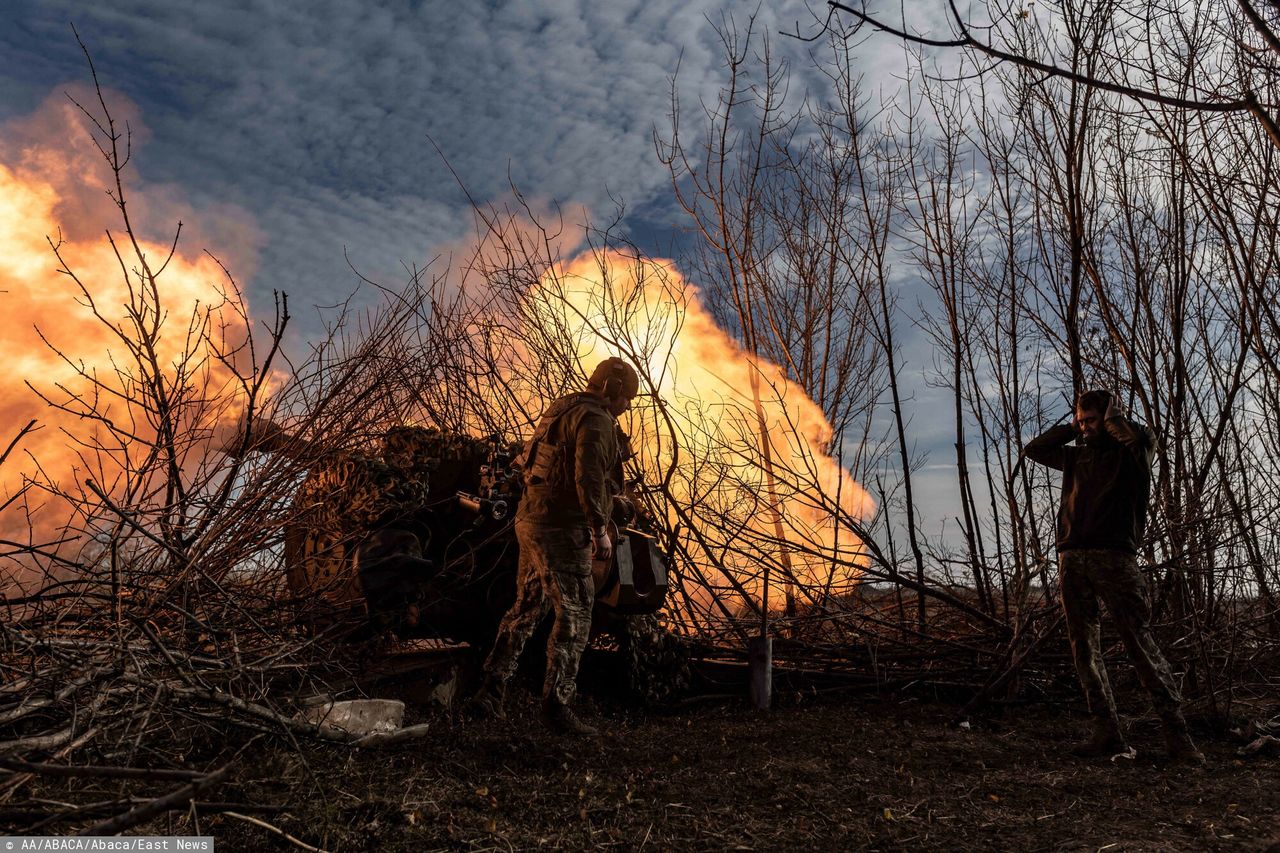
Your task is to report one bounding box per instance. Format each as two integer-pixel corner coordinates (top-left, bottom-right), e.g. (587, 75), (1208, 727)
(518, 251), (874, 612)
(0, 86), (263, 573)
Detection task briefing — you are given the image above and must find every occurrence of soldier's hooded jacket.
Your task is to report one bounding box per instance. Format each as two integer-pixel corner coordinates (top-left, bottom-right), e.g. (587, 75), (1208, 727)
(516, 392), (625, 529)
(1023, 416), (1156, 554)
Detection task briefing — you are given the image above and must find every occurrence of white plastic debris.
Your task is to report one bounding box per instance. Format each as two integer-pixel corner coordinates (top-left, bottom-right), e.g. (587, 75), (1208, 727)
(958, 720), (971, 730)
(300, 699), (405, 738)
(1239, 734), (1280, 758)
(429, 667), (460, 708)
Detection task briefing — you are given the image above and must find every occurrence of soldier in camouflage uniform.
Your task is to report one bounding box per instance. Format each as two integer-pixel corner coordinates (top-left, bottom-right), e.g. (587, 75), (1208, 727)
(469, 357), (640, 735)
(1024, 390), (1204, 763)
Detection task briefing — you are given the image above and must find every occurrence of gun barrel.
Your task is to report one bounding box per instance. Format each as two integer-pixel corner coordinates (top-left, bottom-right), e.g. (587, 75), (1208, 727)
(457, 492), (509, 521)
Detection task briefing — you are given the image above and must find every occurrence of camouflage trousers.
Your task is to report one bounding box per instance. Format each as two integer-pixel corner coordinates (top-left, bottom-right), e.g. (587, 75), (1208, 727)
(1059, 549), (1182, 723)
(483, 521), (595, 704)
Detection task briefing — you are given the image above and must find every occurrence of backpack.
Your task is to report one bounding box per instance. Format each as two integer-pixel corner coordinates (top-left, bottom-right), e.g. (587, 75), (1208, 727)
(514, 394), (604, 486)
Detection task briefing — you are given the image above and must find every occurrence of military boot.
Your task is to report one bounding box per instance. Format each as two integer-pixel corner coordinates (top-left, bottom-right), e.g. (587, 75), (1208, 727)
(463, 676), (506, 721)
(1070, 716), (1128, 758)
(541, 697), (599, 737)
(1161, 713), (1206, 765)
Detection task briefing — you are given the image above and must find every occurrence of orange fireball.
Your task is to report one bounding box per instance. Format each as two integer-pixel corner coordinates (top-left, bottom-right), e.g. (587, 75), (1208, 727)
(0, 88), (263, 581)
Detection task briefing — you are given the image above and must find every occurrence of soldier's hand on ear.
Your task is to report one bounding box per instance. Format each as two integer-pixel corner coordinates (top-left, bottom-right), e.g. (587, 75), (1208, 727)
(592, 526), (613, 562)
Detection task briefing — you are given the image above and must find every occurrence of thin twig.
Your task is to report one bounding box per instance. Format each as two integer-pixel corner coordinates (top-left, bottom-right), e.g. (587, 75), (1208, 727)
(80, 765), (230, 836)
(221, 811), (333, 853)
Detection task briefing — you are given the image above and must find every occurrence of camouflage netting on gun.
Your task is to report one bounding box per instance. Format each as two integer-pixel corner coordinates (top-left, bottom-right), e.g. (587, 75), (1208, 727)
(285, 428), (436, 614)
(619, 614), (691, 705)
(296, 455), (431, 532)
(284, 427), (527, 641)
(284, 426), (679, 672)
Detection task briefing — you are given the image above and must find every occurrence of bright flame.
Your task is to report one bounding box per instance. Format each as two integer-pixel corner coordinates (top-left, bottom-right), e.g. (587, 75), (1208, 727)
(519, 250), (874, 614)
(0, 88), (263, 574)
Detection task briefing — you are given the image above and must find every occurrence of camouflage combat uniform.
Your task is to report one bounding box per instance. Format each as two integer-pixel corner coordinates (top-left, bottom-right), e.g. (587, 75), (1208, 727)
(1024, 416), (1186, 733)
(483, 393), (621, 704)
(1058, 549), (1181, 720)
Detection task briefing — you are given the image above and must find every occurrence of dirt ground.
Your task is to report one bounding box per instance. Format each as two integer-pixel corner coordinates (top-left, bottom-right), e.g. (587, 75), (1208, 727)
(41, 683), (1275, 852)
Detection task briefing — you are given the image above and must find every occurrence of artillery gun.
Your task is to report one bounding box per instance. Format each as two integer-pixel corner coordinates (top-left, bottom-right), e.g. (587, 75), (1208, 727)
(270, 424), (686, 702)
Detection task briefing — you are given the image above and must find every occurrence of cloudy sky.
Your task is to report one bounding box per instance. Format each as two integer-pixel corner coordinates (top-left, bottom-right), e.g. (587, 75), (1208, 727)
(1, 1), (918, 311)
(2, 0), (975, 533)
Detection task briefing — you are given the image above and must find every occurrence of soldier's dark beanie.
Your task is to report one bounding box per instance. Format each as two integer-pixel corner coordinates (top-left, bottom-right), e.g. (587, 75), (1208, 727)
(1077, 389), (1112, 413)
(587, 357), (640, 399)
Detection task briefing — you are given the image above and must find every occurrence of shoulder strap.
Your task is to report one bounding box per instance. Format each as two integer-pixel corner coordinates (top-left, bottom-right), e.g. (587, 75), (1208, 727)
(515, 394), (605, 478)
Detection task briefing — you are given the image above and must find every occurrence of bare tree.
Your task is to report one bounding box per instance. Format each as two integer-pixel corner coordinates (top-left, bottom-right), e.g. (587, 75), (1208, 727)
(809, 0), (1280, 148)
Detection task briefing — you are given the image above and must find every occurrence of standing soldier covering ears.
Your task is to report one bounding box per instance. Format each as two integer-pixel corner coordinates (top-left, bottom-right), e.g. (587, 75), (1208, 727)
(468, 357), (640, 735)
(1023, 389), (1204, 764)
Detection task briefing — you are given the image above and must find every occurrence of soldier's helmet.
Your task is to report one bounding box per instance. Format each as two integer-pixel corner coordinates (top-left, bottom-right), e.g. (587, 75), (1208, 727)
(587, 357), (640, 400)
